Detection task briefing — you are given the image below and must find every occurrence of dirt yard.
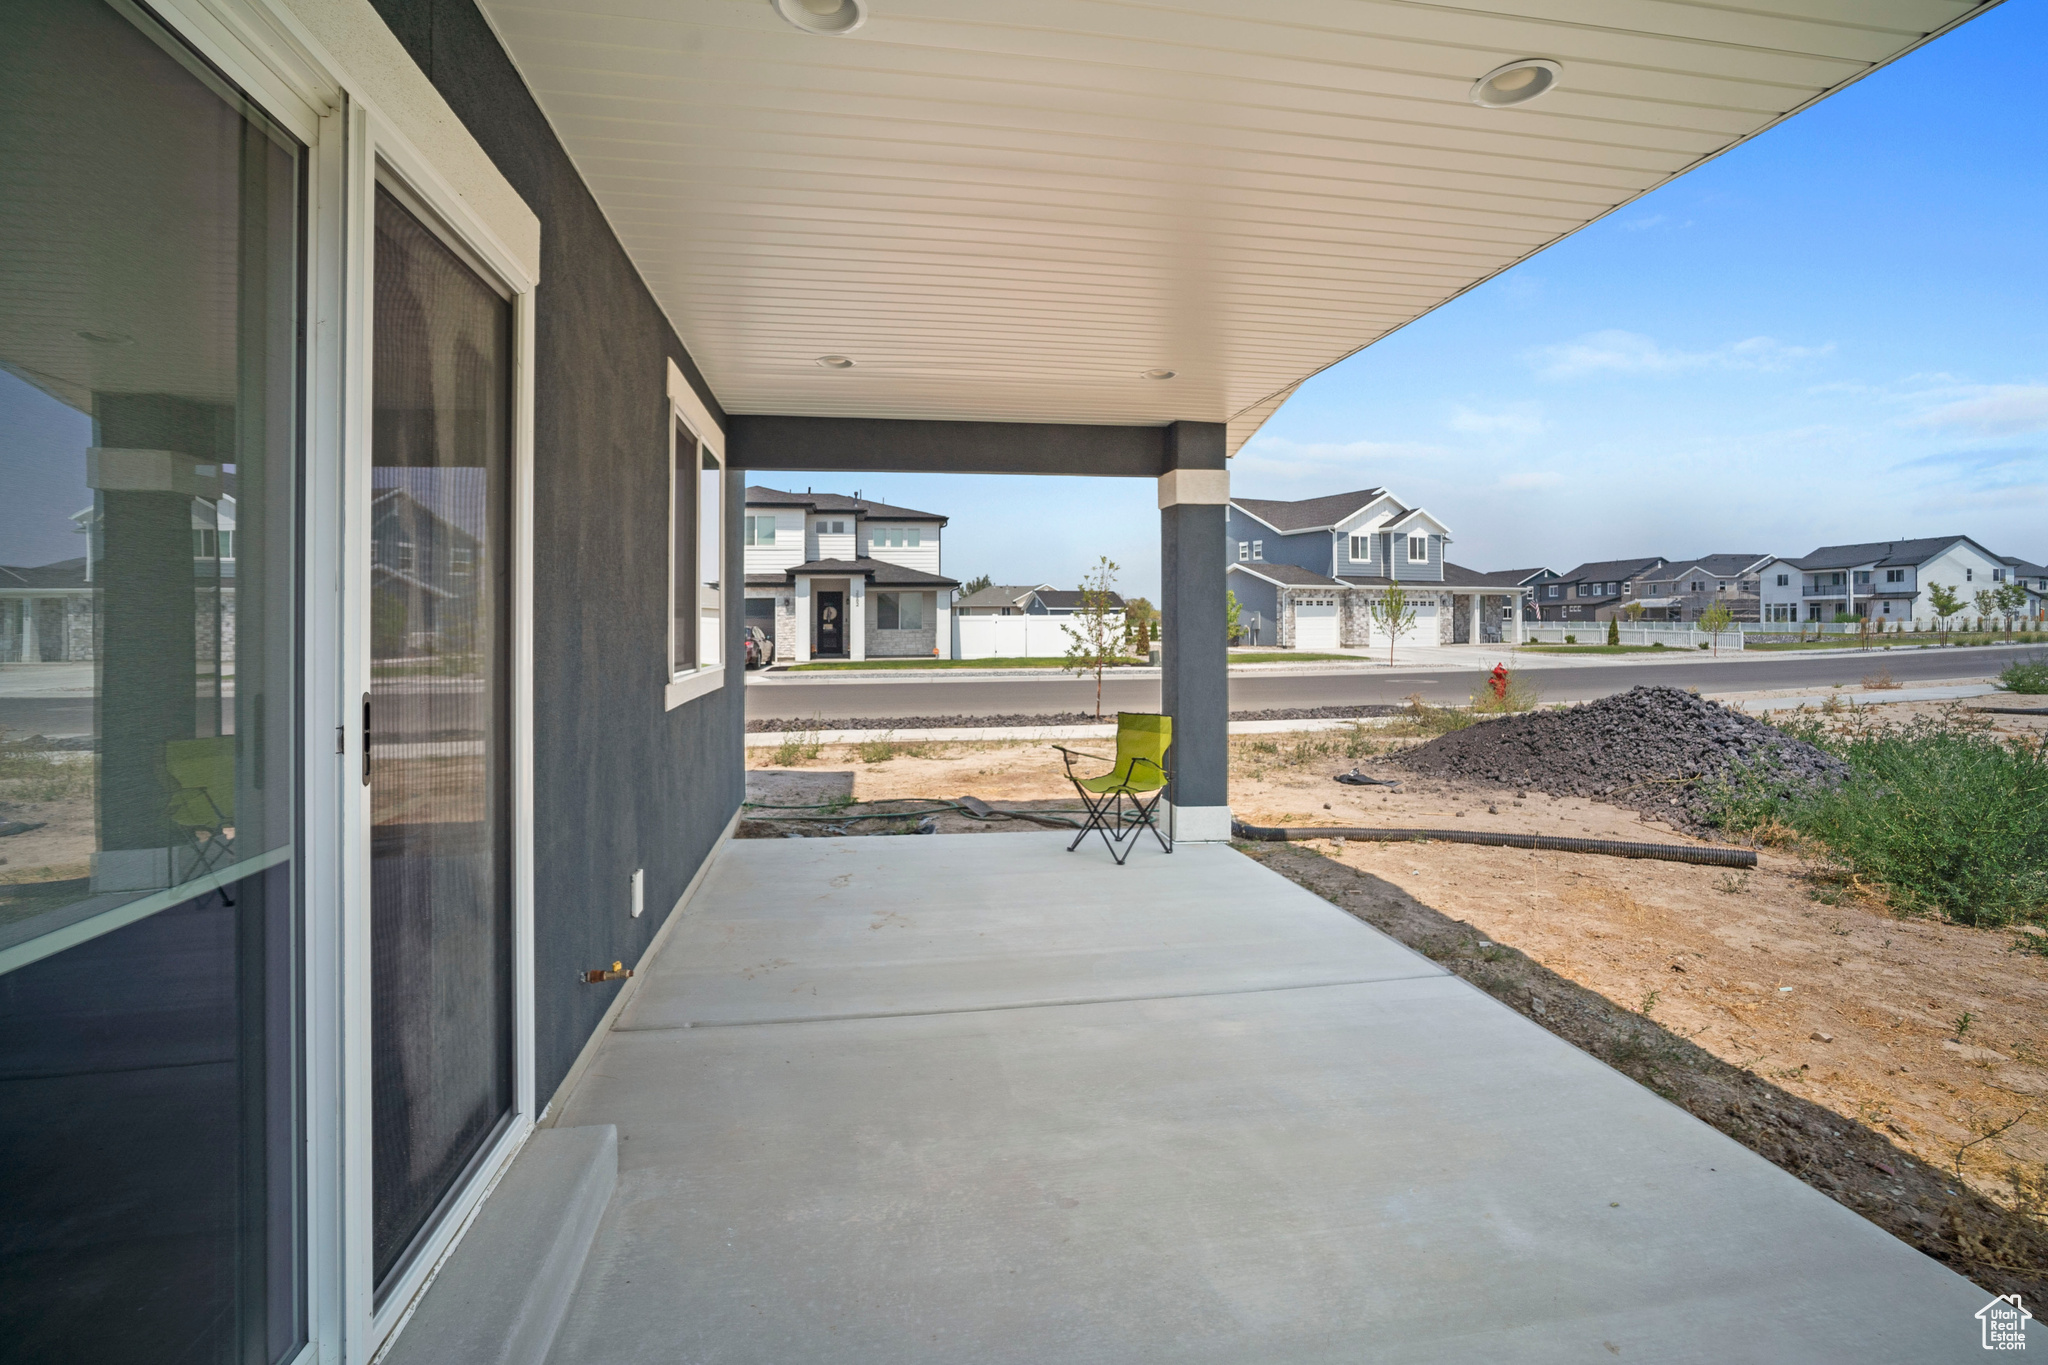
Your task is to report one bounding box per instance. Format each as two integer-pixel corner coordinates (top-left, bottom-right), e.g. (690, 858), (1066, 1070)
(745, 706), (2048, 1297)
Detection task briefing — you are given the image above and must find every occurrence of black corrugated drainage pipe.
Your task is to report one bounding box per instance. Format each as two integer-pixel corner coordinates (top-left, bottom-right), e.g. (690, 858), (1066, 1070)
(1231, 821), (1757, 869)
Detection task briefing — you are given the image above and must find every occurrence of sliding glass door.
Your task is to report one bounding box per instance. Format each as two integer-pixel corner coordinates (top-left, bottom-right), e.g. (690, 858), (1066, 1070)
(367, 182), (516, 1294)
(0, 0), (304, 1359)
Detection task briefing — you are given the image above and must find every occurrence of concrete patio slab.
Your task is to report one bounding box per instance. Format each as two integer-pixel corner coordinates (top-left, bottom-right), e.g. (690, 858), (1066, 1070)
(552, 833), (2014, 1363)
(619, 836), (1439, 1028)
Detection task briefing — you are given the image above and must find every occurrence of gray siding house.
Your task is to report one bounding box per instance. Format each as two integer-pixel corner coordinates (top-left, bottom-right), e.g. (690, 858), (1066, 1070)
(1224, 488), (1525, 649)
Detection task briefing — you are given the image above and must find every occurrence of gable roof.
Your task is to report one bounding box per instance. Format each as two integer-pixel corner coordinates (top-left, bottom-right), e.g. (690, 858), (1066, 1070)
(784, 557), (958, 587)
(1383, 506), (1451, 536)
(955, 583), (1047, 611)
(1478, 567), (1556, 586)
(1557, 557), (1666, 583)
(744, 486), (948, 524)
(1227, 562), (1344, 589)
(1782, 536), (1996, 570)
(0, 556), (90, 589)
(1651, 554), (1771, 579)
(1230, 488), (1387, 533)
(1444, 563), (1544, 589)
(1033, 588), (1128, 611)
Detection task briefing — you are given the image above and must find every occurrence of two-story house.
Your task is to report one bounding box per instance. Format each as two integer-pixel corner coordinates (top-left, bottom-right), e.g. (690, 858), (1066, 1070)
(1531, 557), (1667, 622)
(1609, 554), (1771, 623)
(742, 487), (959, 662)
(1223, 487), (1524, 649)
(2001, 556), (2048, 618)
(1755, 536), (2011, 625)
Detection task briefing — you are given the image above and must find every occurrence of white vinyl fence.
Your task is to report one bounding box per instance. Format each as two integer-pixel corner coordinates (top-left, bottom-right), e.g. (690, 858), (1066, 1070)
(954, 613), (1122, 660)
(1521, 622), (1743, 651)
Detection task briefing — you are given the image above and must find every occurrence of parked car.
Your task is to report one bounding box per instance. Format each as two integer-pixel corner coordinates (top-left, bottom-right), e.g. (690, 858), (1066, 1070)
(743, 625), (775, 669)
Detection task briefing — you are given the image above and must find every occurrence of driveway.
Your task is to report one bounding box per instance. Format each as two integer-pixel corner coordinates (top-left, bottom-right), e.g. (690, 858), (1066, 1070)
(544, 833), (2005, 1363)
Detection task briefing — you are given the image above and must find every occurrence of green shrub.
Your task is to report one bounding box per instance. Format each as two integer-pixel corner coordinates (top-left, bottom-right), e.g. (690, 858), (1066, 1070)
(1999, 654), (2048, 695)
(1716, 712), (2048, 926)
(1606, 617), (1620, 647)
(1564, 634), (1576, 645)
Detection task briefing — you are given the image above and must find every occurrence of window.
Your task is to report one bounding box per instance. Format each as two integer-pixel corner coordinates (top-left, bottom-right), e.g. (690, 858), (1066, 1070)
(0, 1), (308, 1352)
(1993, 568), (2005, 583)
(1252, 540), (1263, 561)
(1690, 581), (1703, 593)
(1547, 584), (1560, 598)
(1407, 535), (1427, 563)
(1882, 601), (1893, 615)
(1776, 573), (1789, 587)
(1348, 535), (1371, 562)
(1238, 542), (1249, 561)
(1854, 570), (1871, 586)
(673, 417), (721, 674)
(1966, 568), (1974, 582)
(743, 514), (775, 546)
(877, 591), (924, 631)
(1886, 569), (1905, 583)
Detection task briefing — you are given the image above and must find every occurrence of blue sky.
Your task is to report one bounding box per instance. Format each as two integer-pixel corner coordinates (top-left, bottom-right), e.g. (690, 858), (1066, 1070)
(782, 0), (2046, 603)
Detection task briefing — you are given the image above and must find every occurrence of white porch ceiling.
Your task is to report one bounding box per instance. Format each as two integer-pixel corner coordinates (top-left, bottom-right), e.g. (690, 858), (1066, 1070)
(481, 0), (1995, 452)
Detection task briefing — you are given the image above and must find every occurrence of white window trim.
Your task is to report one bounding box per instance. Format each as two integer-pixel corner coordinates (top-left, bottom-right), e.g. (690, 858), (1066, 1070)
(1251, 540), (1263, 561)
(1407, 535), (1428, 564)
(666, 359), (726, 710)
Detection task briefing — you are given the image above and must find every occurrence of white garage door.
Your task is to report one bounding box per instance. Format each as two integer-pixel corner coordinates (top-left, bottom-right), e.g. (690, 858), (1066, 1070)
(1293, 600), (1338, 651)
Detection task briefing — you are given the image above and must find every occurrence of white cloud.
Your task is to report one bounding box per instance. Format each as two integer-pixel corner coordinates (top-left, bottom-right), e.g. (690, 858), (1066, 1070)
(1449, 403), (1544, 436)
(1905, 385), (2048, 437)
(1527, 329), (1835, 380)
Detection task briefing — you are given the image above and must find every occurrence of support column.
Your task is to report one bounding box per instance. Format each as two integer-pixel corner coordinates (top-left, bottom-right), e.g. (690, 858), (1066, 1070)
(1158, 421), (1229, 843)
(849, 578), (866, 662)
(793, 576), (812, 663)
(1469, 594), (1480, 648)
(936, 589), (954, 659)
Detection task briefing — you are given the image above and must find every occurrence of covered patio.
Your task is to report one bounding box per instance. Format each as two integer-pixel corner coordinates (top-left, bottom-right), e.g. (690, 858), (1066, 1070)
(508, 833), (1987, 1362)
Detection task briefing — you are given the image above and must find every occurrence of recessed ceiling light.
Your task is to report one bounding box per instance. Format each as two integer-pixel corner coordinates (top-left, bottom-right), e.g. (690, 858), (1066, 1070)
(772, 0), (866, 36)
(1470, 59), (1561, 108)
(817, 355), (855, 369)
(1142, 368), (1176, 380)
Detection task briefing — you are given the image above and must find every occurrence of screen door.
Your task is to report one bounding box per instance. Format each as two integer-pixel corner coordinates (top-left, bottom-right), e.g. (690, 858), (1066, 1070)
(367, 181), (515, 1292)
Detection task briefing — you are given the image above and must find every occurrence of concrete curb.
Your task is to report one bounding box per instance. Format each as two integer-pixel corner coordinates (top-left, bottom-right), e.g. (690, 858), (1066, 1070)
(1727, 683), (2002, 713)
(745, 716), (1396, 748)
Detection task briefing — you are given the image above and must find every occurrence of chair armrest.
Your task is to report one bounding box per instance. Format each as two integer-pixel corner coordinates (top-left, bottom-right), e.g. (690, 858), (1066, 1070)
(1052, 745), (1110, 763)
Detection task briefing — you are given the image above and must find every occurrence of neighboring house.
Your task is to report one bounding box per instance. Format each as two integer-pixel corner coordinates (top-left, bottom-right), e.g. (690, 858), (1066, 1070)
(1756, 536), (2013, 625)
(1482, 567), (1560, 621)
(954, 583), (1048, 616)
(742, 487), (960, 661)
(2001, 556), (2048, 616)
(370, 483), (483, 657)
(1223, 487), (1524, 648)
(1028, 588), (1127, 615)
(0, 557), (94, 663)
(1612, 554), (1771, 623)
(1532, 557), (1667, 622)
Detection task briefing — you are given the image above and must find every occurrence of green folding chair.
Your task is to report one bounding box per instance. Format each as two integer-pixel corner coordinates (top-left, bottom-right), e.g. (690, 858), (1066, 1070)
(1055, 712), (1172, 865)
(162, 736), (237, 876)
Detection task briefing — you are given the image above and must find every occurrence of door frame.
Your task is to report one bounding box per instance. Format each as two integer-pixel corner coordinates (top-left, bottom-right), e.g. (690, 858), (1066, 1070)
(141, 2), (542, 1361)
(815, 586), (847, 657)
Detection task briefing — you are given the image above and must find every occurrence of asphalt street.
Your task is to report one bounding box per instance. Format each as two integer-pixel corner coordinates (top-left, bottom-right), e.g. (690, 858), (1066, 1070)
(745, 644), (2044, 723)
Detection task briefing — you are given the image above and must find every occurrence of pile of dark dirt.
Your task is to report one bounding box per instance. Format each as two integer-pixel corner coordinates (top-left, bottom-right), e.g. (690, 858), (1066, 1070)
(745, 704), (1401, 734)
(1390, 684), (1846, 834)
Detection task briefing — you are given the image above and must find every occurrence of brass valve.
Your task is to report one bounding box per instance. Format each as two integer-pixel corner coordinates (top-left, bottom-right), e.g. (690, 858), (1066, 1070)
(582, 961), (633, 983)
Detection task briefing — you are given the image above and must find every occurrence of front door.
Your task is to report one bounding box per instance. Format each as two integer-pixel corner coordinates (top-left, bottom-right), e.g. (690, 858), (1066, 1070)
(365, 181), (516, 1295)
(816, 590), (845, 656)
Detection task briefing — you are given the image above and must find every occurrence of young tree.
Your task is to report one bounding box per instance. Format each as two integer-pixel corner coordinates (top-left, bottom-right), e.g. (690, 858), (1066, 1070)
(1996, 582), (2029, 638)
(1699, 601), (1734, 656)
(1224, 589), (1243, 646)
(1062, 556), (1123, 719)
(959, 573), (993, 596)
(1622, 601), (1646, 622)
(1369, 584), (1417, 667)
(1927, 582), (1963, 640)
(1606, 616), (1621, 647)
(1121, 596), (1157, 657)
(1974, 588), (2000, 639)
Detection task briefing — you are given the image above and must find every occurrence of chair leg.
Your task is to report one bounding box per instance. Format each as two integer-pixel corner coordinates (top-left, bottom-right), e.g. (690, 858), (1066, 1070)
(1065, 783), (1122, 857)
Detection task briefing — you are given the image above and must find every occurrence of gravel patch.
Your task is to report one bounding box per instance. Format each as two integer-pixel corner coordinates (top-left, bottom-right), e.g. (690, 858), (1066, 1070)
(1390, 684), (1846, 834)
(745, 704), (1403, 734)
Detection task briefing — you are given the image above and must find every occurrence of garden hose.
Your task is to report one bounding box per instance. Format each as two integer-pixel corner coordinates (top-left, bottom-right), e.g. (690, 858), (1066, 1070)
(1230, 820), (1757, 868)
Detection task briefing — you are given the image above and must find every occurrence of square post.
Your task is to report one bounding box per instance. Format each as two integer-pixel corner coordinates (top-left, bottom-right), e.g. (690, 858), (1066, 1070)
(936, 588), (954, 659)
(849, 577), (866, 662)
(1158, 421), (1229, 842)
(793, 575), (812, 662)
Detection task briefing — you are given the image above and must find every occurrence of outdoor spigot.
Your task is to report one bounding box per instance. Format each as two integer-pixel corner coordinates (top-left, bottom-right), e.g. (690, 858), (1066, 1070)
(583, 961), (632, 983)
